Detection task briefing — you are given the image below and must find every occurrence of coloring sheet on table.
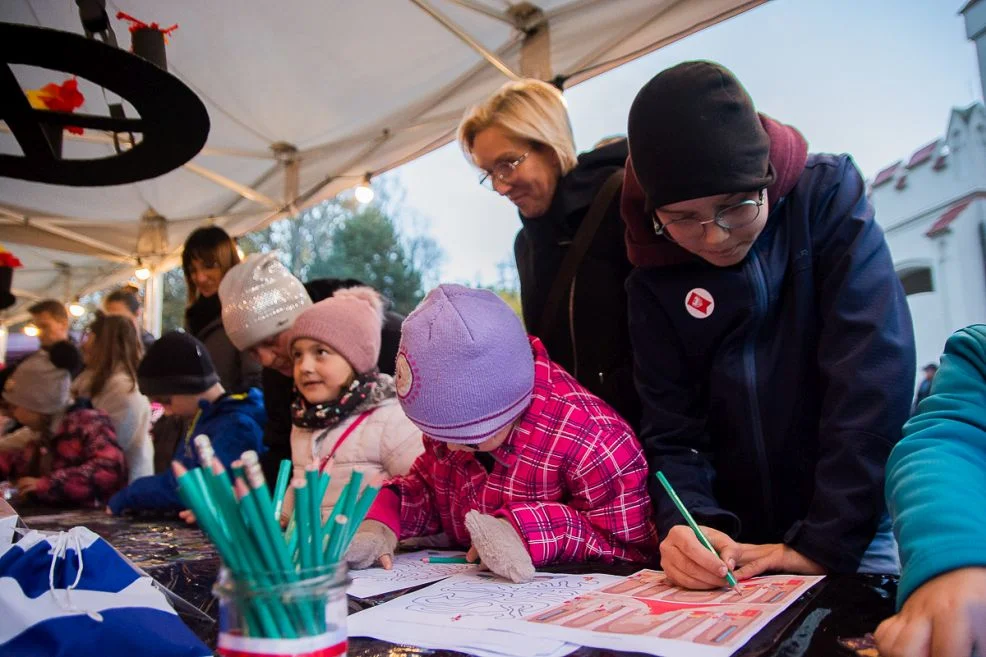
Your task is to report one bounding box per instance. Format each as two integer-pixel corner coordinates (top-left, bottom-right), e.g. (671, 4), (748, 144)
(347, 571), (623, 657)
(497, 569), (825, 657)
(347, 550), (482, 598)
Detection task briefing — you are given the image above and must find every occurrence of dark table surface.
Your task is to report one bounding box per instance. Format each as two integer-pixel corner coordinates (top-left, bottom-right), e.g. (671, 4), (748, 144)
(15, 506), (892, 657)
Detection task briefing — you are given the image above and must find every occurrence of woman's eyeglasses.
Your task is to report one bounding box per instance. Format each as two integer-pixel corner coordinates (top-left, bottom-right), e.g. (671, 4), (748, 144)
(479, 153), (529, 190)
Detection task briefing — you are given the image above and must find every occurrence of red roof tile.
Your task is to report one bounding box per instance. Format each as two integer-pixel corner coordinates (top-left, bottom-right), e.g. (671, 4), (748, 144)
(872, 161), (900, 187)
(926, 199), (973, 237)
(906, 140), (940, 169)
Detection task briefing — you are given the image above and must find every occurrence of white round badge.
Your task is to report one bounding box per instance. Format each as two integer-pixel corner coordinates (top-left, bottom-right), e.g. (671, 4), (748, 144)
(684, 288), (715, 319)
(395, 352), (414, 399)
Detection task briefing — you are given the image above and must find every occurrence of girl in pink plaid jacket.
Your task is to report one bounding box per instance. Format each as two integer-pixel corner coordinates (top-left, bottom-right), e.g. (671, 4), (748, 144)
(346, 285), (658, 582)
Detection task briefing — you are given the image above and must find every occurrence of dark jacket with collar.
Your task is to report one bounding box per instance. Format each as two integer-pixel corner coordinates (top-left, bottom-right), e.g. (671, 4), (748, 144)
(622, 116), (915, 573)
(185, 294), (262, 394)
(259, 279), (405, 484)
(514, 139), (640, 431)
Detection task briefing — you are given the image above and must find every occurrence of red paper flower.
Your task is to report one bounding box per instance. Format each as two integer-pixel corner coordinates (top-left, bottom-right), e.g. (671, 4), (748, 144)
(0, 246), (23, 268)
(25, 78), (86, 135)
(116, 12), (179, 40)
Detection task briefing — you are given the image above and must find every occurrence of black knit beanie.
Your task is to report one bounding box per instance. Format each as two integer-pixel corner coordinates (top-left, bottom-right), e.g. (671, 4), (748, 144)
(627, 61), (775, 211)
(137, 329), (219, 396)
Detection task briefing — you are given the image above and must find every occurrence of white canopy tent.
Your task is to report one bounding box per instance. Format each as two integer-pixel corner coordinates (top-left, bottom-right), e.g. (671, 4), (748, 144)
(0, 0), (765, 332)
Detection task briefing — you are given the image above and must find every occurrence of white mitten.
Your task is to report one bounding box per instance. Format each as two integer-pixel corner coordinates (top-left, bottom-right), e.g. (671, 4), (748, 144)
(344, 520), (398, 569)
(465, 510), (535, 583)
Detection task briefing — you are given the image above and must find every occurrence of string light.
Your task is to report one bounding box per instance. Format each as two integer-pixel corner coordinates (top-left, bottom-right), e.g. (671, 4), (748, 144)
(68, 301), (85, 317)
(23, 324), (39, 337)
(135, 257), (152, 280)
(354, 173), (374, 204)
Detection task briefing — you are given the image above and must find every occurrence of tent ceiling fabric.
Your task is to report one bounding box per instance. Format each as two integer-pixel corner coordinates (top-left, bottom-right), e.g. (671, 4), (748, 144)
(0, 0), (764, 320)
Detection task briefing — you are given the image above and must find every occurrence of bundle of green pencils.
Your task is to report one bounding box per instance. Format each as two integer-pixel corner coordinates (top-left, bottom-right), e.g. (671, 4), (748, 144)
(172, 435), (381, 639)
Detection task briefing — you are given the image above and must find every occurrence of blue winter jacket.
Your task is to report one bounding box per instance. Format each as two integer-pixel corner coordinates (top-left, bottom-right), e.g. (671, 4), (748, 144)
(628, 152), (915, 573)
(888, 325), (986, 608)
(107, 389), (267, 514)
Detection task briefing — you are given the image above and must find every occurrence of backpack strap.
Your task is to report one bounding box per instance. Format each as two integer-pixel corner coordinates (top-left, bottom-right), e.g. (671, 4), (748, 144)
(317, 407), (378, 472)
(537, 168), (624, 338)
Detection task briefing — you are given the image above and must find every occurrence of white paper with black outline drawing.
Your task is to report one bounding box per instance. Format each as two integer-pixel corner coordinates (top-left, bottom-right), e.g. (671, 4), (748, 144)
(347, 571), (622, 657)
(347, 549), (482, 599)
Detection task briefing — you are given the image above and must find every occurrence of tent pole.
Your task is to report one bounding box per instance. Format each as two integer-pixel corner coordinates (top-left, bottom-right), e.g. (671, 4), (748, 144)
(409, 0), (520, 80)
(143, 271), (163, 338)
(444, 0), (514, 25)
(183, 162), (281, 210)
(517, 6), (551, 80)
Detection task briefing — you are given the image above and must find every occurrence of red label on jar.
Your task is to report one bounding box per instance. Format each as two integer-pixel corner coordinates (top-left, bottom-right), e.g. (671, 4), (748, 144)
(218, 632), (346, 657)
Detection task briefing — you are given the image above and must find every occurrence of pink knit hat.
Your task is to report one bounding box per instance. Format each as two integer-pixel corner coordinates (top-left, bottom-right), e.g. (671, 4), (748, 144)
(289, 287), (383, 374)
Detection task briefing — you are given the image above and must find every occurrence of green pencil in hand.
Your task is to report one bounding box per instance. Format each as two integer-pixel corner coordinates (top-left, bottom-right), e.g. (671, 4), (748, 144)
(655, 470), (739, 590)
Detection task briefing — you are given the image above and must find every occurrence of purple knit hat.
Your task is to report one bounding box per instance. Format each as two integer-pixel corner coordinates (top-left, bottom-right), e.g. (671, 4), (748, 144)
(395, 284), (534, 444)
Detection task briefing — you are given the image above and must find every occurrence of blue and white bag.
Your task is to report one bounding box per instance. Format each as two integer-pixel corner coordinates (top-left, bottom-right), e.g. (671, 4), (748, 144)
(0, 526), (211, 657)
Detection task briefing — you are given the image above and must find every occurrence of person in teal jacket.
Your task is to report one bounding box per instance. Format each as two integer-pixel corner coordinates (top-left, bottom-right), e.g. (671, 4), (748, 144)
(875, 325), (986, 657)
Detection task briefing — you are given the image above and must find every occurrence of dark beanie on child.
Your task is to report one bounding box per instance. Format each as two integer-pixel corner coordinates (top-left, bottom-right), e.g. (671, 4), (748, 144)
(627, 61), (775, 211)
(138, 330), (220, 396)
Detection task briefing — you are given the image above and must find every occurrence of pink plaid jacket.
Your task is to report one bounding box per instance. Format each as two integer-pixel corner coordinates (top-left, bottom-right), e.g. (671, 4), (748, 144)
(367, 337), (658, 566)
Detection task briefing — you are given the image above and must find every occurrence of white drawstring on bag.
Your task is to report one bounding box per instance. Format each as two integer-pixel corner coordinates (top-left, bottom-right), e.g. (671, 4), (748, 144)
(47, 527), (103, 622)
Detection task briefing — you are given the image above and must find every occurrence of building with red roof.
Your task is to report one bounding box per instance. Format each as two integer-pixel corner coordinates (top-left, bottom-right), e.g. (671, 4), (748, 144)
(868, 101), (986, 381)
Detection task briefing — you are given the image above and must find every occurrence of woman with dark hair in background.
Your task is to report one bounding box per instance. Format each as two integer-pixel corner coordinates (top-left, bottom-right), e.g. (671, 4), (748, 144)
(181, 226), (262, 393)
(73, 313), (153, 481)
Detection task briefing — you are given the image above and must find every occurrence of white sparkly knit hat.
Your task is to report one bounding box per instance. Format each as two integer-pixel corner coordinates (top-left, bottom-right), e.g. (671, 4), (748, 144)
(219, 253), (312, 351)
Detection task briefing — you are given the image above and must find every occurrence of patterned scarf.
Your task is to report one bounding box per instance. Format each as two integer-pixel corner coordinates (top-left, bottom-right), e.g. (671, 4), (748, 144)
(291, 371), (396, 430)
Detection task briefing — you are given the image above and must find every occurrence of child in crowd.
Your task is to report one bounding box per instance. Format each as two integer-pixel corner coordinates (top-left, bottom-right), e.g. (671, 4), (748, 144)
(107, 330), (266, 514)
(1, 350), (126, 506)
(25, 299), (83, 378)
(281, 287), (422, 523)
(875, 325), (986, 657)
(73, 312), (153, 482)
(346, 285), (658, 582)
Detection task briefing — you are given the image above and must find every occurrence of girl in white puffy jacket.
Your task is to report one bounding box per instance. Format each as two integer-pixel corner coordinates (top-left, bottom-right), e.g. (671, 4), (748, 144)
(282, 286), (423, 523)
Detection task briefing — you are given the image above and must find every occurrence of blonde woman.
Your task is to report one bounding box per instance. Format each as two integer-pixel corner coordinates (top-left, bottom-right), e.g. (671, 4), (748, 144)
(73, 313), (153, 481)
(458, 79), (639, 429)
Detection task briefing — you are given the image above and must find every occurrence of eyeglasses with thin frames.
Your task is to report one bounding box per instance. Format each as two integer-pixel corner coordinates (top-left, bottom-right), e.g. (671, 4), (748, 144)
(653, 188), (766, 242)
(479, 152), (529, 190)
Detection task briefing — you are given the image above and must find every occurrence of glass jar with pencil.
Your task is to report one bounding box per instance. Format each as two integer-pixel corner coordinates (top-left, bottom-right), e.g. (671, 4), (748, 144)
(177, 437), (381, 657)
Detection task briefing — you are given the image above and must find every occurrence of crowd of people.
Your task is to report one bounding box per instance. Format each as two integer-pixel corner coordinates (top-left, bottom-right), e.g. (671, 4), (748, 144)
(2, 61), (982, 657)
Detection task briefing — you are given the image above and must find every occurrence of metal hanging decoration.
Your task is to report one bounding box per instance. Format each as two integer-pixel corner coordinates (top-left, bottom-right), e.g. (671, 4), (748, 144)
(0, 21), (209, 186)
